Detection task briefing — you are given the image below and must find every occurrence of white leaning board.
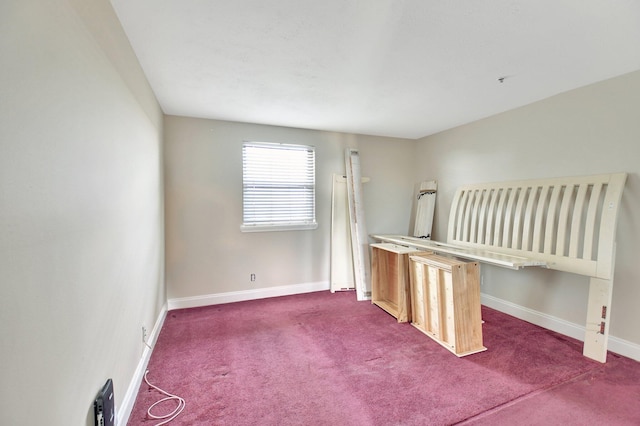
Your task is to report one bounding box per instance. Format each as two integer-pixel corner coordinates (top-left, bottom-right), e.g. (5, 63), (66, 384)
(345, 149), (371, 301)
(330, 174), (370, 293)
(413, 180), (437, 238)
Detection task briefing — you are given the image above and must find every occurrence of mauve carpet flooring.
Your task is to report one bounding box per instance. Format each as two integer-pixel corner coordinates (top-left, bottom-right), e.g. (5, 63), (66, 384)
(127, 291), (640, 425)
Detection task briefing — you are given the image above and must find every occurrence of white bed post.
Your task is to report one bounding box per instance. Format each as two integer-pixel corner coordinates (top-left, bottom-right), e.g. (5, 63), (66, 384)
(585, 241), (616, 364)
(584, 276), (614, 363)
(584, 175), (622, 364)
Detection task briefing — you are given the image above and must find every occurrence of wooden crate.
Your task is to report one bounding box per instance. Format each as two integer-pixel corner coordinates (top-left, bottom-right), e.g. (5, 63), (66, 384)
(409, 253), (486, 356)
(370, 243), (425, 323)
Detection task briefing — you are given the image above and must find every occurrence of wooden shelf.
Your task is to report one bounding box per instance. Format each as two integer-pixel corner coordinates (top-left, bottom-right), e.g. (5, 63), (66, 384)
(409, 253), (486, 357)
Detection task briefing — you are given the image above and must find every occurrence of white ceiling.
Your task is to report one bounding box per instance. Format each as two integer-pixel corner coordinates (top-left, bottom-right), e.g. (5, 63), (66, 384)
(110, 1), (640, 139)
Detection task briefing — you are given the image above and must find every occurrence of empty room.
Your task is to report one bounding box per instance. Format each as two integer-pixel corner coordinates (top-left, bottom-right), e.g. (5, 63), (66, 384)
(2, 1), (640, 425)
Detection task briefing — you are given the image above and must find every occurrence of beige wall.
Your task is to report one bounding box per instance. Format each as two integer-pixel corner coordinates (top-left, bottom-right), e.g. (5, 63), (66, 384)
(164, 116), (416, 299)
(416, 70), (640, 348)
(2, 2), (639, 423)
(0, 1), (165, 425)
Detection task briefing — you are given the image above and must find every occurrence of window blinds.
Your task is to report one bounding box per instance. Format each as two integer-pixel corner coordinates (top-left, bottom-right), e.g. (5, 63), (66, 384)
(242, 142), (316, 231)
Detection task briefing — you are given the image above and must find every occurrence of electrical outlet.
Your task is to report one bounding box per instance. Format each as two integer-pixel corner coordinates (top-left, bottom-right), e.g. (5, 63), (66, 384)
(142, 326), (148, 343)
(250, 273), (256, 282)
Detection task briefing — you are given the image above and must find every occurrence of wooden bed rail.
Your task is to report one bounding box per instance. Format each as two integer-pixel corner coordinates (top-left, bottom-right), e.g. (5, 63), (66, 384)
(373, 172), (627, 363)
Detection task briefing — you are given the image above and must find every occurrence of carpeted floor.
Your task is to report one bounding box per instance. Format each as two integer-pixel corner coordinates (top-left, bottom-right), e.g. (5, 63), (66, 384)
(127, 291), (640, 425)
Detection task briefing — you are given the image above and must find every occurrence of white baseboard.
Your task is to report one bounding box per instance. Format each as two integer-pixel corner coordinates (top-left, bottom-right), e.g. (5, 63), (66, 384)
(481, 293), (640, 362)
(118, 303), (168, 426)
(168, 281), (331, 311)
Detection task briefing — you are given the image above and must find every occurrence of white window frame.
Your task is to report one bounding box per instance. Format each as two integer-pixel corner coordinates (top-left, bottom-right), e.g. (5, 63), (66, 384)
(241, 141), (317, 232)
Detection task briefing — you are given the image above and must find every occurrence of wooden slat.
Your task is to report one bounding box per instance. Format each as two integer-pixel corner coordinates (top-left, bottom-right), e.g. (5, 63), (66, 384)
(583, 182), (603, 261)
(596, 173), (628, 279)
(469, 191), (480, 243)
(427, 265), (440, 337)
(555, 184), (575, 256)
(371, 235), (547, 269)
(521, 186), (538, 251)
(568, 183), (589, 258)
(532, 185), (550, 253)
(455, 190), (470, 241)
(493, 188), (508, 247)
(512, 186), (529, 250)
(442, 269), (455, 346)
(544, 185), (562, 254)
(477, 189), (491, 244)
(502, 187), (518, 248)
(447, 188), (464, 242)
(462, 190), (476, 242)
(391, 174), (624, 277)
(484, 189), (499, 245)
(345, 149), (371, 301)
(409, 259), (426, 332)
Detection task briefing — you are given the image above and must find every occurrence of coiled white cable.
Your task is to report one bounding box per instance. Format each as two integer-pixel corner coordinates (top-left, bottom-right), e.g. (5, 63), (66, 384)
(144, 370), (186, 425)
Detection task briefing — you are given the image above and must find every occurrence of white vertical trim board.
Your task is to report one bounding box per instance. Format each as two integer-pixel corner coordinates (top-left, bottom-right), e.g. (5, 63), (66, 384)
(331, 174), (356, 292)
(330, 174), (370, 293)
(118, 303), (168, 426)
(168, 281), (331, 311)
(481, 293), (640, 362)
(345, 148), (371, 301)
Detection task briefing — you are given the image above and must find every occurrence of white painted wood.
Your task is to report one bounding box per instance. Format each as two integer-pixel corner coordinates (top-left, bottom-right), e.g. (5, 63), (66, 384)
(440, 173), (626, 278)
(569, 184), (589, 258)
(502, 187), (518, 249)
(469, 190), (481, 243)
(330, 174), (371, 293)
(584, 276), (614, 362)
(477, 189), (491, 245)
(512, 187), (528, 249)
(345, 149), (371, 301)
(330, 174), (355, 292)
(532, 185), (550, 253)
(119, 305), (168, 426)
(371, 234), (547, 270)
(556, 184), (575, 256)
(375, 172), (627, 363)
(583, 182), (603, 261)
(413, 180), (437, 238)
(596, 174), (627, 279)
(544, 185), (562, 254)
(493, 188), (508, 247)
(454, 190), (469, 241)
(521, 186), (537, 250)
(168, 281), (330, 310)
(484, 189), (499, 245)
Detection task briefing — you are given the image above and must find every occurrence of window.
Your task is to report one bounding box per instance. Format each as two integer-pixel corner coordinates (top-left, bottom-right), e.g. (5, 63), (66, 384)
(241, 142), (317, 232)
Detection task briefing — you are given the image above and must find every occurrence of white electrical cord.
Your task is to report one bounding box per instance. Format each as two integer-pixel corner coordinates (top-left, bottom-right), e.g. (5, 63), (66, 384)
(144, 370), (186, 425)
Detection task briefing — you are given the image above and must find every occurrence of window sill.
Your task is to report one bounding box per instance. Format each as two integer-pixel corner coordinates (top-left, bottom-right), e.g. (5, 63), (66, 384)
(240, 223), (318, 233)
